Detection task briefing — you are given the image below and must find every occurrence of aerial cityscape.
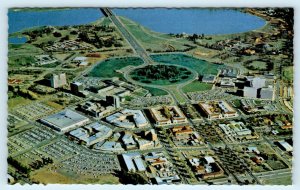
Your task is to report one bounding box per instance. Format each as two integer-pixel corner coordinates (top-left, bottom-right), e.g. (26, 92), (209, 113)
(7, 8), (293, 185)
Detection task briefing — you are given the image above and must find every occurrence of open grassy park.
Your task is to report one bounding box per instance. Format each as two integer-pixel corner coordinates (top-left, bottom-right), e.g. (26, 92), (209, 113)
(119, 17), (194, 52)
(182, 81), (213, 93)
(283, 66), (293, 83)
(143, 86), (168, 96)
(89, 57), (143, 79)
(130, 64), (195, 85)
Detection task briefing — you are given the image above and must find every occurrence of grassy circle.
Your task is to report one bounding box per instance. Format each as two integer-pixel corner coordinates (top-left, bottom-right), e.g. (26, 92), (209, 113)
(129, 64), (195, 85)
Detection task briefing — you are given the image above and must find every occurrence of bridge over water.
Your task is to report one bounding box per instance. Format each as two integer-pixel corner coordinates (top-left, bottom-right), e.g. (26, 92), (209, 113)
(100, 8), (153, 65)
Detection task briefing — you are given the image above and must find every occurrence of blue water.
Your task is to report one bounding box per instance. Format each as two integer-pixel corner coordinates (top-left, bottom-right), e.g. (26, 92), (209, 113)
(8, 36), (27, 44)
(8, 8), (266, 35)
(114, 8), (266, 35)
(8, 8), (103, 34)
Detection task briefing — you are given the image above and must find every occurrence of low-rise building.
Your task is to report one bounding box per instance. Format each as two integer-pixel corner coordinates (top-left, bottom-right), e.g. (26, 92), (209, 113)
(277, 140), (293, 152)
(202, 74), (216, 83)
(122, 153), (146, 172)
(106, 109), (148, 129)
(198, 100), (238, 120)
(40, 109), (89, 133)
(219, 121), (254, 141)
(78, 99), (116, 118)
(149, 106), (187, 126)
(69, 122), (112, 146)
(260, 87), (275, 100)
(188, 156), (224, 180)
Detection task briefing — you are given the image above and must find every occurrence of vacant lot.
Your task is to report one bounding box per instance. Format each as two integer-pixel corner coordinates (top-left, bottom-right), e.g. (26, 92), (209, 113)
(31, 168), (120, 184)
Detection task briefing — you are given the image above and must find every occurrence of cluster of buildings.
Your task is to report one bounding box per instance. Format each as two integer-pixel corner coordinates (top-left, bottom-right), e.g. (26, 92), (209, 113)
(77, 96), (120, 118)
(44, 40), (92, 52)
(68, 122), (112, 146)
(169, 126), (202, 146)
(72, 56), (89, 67)
(218, 121), (258, 142)
(121, 152), (180, 184)
(198, 100), (238, 120)
(71, 77), (141, 101)
(243, 76), (275, 100)
(121, 152), (146, 172)
(188, 156), (224, 180)
(97, 129), (160, 152)
(34, 55), (57, 66)
(149, 106), (187, 126)
(106, 109), (148, 129)
(207, 68), (276, 101)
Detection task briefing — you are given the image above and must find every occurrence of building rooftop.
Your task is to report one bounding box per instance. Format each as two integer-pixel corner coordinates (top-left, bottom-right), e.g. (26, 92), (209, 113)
(41, 109), (89, 130)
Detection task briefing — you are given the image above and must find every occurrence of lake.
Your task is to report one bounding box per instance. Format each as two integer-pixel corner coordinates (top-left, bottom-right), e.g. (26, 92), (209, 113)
(8, 8), (103, 34)
(8, 8), (266, 35)
(8, 36), (27, 44)
(114, 8), (266, 35)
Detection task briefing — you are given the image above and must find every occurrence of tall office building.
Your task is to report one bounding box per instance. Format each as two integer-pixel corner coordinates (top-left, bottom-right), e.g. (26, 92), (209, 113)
(50, 73), (67, 88)
(70, 82), (84, 95)
(107, 95), (121, 108)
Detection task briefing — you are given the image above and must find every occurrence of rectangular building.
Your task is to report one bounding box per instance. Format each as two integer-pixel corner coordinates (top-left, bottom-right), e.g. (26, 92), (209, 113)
(40, 109), (89, 133)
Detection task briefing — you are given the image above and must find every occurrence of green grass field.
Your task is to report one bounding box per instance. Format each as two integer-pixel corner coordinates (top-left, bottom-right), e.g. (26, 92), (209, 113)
(248, 61), (267, 70)
(150, 53), (224, 76)
(283, 66), (293, 83)
(89, 57), (143, 79)
(182, 81), (213, 93)
(143, 87), (169, 96)
(119, 17), (194, 52)
(262, 175), (292, 185)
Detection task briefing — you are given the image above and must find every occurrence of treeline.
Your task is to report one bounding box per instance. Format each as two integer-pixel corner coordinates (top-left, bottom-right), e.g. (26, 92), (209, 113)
(115, 170), (148, 185)
(29, 157), (53, 170)
(78, 31), (122, 48)
(8, 156), (31, 174)
(8, 85), (38, 100)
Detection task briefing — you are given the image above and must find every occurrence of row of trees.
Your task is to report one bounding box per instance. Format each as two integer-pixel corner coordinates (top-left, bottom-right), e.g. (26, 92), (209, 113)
(29, 157), (53, 170)
(78, 31), (122, 48)
(8, 156), (31, 175)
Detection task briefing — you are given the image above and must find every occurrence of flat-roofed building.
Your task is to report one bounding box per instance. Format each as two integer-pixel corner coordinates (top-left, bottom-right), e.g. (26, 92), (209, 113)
(50, 73), (67, 88)
(218, 101), (238, 118)
(171, 126), (193, 140)
(202, 74), (216, 83)
(69, 122), (113, 146)
(122, 153), (146, 172)
(198, 102), (222, 120)
(277, 140), (293, 152)
(198, 100), (238, 120)
(106, 109), (148, 129)
(219, 121), (252, 141)
(149, 106), (187, 126)
(220, 78), (235, 87)
(40, 109), (89, 133)
(260, 87), (275, 100)
(244, 87), (257, 98)
(78, 99), (115, 118)
(70, 82), (84, 95)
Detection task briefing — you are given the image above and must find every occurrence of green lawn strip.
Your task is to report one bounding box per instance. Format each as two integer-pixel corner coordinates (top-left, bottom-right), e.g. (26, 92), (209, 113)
(150, 53), (223, 76)
(182, 81), (213, 93)
(283, 66), (293, 82)
(143, 87), (168, 96)
(88, 57), (143, 79)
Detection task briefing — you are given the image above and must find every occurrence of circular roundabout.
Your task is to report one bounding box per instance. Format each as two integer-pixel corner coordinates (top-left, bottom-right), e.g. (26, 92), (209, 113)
(128, 64), (197, 86)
